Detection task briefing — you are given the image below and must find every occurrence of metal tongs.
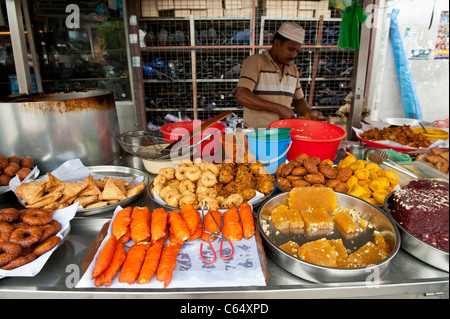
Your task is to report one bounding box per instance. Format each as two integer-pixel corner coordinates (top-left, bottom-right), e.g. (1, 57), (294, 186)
(368, 149), (419, 179)
(199, 202), (234, 264)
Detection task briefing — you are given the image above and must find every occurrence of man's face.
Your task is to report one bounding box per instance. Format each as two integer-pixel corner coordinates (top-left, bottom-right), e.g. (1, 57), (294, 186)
(272, 39), (301, 65)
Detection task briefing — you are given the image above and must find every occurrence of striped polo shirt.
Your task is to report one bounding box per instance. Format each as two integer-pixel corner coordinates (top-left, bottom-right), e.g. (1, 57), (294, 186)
(237, 50), (304, 129)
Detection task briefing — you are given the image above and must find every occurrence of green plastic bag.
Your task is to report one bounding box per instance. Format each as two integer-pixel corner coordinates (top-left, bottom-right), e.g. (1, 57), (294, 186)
(337, 0), (367, 50)
(329, 0), (353, 14)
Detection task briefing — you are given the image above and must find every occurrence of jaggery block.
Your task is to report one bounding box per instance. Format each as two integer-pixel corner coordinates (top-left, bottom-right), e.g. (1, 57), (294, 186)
(328, 238), (348, 267)
(333, 209), (361, 235)
(298, 238), (337, 267)
(300, 208), (334, 231)
(288, 187), (338, 212)
(279, 241), (301, 257)
(270, 205), (304, 232)
(342, 241), (389, 268)
(373, 233), (391, 255)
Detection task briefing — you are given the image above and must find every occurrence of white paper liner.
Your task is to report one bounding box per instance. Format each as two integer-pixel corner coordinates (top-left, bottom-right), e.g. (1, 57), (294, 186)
(0, 202), (78, 279)
(1, 166), (39, 194)
(9, 159), (145, 212)
(353, 126), (449, 150)
(76, 205), (267, 289)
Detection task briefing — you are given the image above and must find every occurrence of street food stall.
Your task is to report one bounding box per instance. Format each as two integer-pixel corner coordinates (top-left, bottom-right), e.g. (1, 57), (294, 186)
(0, 0), (448, 301)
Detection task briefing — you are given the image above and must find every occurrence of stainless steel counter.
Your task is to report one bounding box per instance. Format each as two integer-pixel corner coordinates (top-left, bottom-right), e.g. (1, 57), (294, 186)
(0, 154), (448, 299)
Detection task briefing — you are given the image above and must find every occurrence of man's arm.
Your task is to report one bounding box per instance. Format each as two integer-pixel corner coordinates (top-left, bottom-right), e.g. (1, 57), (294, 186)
(236, 87), (295, 119)
(293, 98), (325, 120)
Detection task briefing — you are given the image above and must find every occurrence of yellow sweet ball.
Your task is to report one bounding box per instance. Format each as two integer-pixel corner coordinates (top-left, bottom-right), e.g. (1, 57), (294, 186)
(372, 189), (390, 206)
(369, 177), (390, 192)
(384, 170), (400, 186)
(354, 168), (371, 180)
(348, 184), (366, 198)
(346, 175), (359, 190)
(337, 152), (357, 170)
(350, 160), (367, 171)
(365, 162), (382, 174)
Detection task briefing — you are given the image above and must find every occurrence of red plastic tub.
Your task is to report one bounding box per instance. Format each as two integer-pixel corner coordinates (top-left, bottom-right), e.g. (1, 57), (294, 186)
(269, 119), (347, 161)
(160, 121), (226, 160)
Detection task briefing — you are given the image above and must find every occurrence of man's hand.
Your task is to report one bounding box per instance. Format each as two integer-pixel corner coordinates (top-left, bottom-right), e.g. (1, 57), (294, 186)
(277, 106), (296, 119)
(310, 110), (326, 120)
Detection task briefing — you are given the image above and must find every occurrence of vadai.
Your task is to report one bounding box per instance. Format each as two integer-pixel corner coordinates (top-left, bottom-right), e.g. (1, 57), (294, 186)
(158, 167), (175, 181)
(178, 194), (198, 207)
(153, 174), (167, 185)
(199, 171), (217, 187)
(164, 189), (182, 207)
(0, 222), (14, 242)
(0, 208), (19, 223)
(175, 166), (188, 181)
(186, 165), (202, 182)
(221, 194), (244, 209)
(1, 253), (37, 270)
(23, 209), (53, 226)
(32, 235), (61, 256)
(39, 224), (56, 242)
(205, 163), (219, 177)
(0, 242), (22, 267)
(50, 220), (62, 235)
(179, 180), (196, 193)
(9, 225), (43, 248)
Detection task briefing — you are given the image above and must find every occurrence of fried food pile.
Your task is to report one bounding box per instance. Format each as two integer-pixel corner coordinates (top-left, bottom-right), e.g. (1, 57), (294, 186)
(415, 148), (449, 175)
(0, 153), (34, 186)
(15, 173), (147, 210)
(361, 125), (431, 148)
(152, 157), (274, 210)
(276, 153), (400, 206)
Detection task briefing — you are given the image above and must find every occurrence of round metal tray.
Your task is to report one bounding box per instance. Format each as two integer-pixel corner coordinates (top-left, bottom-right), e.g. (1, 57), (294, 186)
(384, 191), (449, 272)
(148, 180), (275, 211)
(257, 192), (401, 283)
(79, 165), (149, 216)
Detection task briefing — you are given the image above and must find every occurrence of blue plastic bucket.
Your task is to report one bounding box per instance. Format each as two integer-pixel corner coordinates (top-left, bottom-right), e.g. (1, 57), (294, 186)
(246, 136), (292, 175)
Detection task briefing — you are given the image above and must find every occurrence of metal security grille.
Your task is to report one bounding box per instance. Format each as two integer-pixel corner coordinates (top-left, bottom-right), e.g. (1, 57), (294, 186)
(139, 0), (355, 128)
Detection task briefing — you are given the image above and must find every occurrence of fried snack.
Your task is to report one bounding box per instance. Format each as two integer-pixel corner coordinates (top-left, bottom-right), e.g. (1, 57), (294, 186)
(239, 202), (255, 239)
(99, 177), (127, 201)
(156, 242), (181, 288)
(222, 207), (243, 241)
(130, 206), (151, 243)
(179, 204), (200, 236)
(94, 241), (126, 287)
(118, 242), (150, 285)
(150, 208), (168, 244)
(168, 210), (191, 243)
(187, 211), (203, 241)
(112, 207), (132, 240)
(92, 235), (117, 279)
(137, 239), (164, 284)
(201, 209), (222, 242)
(361, 125), (431, 148)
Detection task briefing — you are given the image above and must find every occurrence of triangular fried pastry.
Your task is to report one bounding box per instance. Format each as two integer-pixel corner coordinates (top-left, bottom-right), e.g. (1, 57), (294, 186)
(59, 181), (89, 203)
(15, 182), (46, 204)
(44, 173), (62, 193)
(126, 181), (147, 198)
(78, 175), (101, 196)
(85, 201), (108, 209)
(110, 177), (128, 196)
(99, 177), (127, 201)
(74, 195), (99, 208)
(26, 191), (63, 208)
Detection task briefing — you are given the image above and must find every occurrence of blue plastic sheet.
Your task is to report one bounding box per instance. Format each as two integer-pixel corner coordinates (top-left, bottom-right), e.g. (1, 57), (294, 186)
(389, 9), (423, 120)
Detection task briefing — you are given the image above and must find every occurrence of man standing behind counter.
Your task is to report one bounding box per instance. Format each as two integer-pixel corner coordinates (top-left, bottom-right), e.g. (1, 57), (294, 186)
(236, 22), (325, 129)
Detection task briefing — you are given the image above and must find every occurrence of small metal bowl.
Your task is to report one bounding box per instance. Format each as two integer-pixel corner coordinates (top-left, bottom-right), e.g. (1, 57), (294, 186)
(257, 192), (401, 283)
(384, 192), (449, 272)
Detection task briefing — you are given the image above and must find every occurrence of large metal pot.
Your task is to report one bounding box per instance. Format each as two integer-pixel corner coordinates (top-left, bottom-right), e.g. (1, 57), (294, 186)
(0, 88), (121, 172)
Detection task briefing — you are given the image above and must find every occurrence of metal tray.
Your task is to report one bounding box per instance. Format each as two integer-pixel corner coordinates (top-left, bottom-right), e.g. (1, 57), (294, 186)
(148, 180), (275, 211)
(79, 165), (149, 216)
(384, 191), (449, 272)
(257, 192), (401, 283)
